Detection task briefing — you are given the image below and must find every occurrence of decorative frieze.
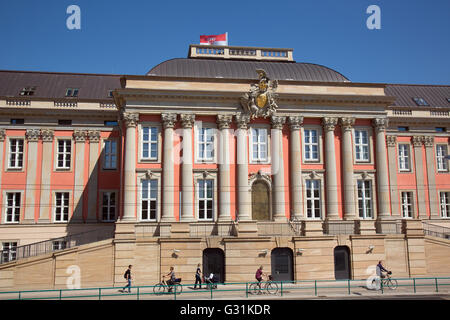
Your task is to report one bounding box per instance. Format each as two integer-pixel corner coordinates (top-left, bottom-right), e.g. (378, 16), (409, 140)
(340, 117), (355, 132)
(161, 113), (177, 129)
(322, 117), (338, 132)
(270, 115), (286, 130)
(386, 135), (397, 147)
(287, 116), (303, 131)
(216, 114), (233, 130)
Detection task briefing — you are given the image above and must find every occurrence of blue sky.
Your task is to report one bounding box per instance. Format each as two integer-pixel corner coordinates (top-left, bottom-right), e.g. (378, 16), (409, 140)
(0, 0), (449, 85)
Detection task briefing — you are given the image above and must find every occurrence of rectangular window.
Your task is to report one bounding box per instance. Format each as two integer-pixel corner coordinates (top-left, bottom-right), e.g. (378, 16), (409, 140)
(304, 129), (319, 161)
(358, 180), (373, 219)
(251, 128), (268, 162)
(104, 121), (118, 126)
(1, 242), (17, 263)
(10, 119), (24, 125)
(54, 192), (69, 222)
(198, 179), (213, 220)
(436, 145), (448, 172)
(52, 240), (67, 251)
(401, 192), (413, 218)
(19, 87), (36, 96)
(305, 179), (321, 219)
(57, 140), (71, 169)
(198, 127), (214, 161)
(398, 144), (410, 171)
(9, 139), (24, 169)
(65, 88), (79, 97)
(5, 192), (21, 223)
(355, 130), (369, 161)
(141, 180), (157, 221)
(440, 192), (450, 218)
(102, 192), (116, 221)
(58, 120), (72, 126)
(141, 127), (158, 160)
(103, 140), (117, 169)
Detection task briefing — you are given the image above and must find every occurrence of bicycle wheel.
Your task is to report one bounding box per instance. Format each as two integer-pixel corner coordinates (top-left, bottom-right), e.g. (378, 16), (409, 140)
(386, 278), (398, 290)
(266, 282), (278, 295)
(249, 283), (260, 295)
(174, 283), (183, 294)
(153, 283), (165, 295)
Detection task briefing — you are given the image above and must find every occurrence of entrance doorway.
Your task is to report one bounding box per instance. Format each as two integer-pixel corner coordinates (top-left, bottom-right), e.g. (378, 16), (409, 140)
(334, 246), (351, 280)
(202, 248), (225, 283)
(271, 248), (294, 282)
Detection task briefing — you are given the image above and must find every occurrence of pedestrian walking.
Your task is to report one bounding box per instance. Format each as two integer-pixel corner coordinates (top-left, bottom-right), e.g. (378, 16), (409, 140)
(194, 263), (202, 289)
(121, 265), (132, 293)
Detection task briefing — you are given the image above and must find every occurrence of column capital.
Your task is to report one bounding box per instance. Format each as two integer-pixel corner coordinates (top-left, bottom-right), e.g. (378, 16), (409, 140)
(271, 115), (286, 130)
(88, 130), (101, 143)
(386, 135), (397, 147)
(322, 117), (338, 132)
(161, 113), (177, 129)
(235, 113), (250, 129)
(372, 118), (389, 132)
(73, 130), (88, 143)
(180, 114), (195, 128)
(287, 116), (304, 131)
(340, 117), (355, 132)
(0, 128), (6, 142)
(423, 135), (434, 148)
(412, 135), (424, 148)
(40, 129), (54, 142)
(122, 112), (139, 128)
(216, 114), (233, 130)
(26, 129), (40, 142)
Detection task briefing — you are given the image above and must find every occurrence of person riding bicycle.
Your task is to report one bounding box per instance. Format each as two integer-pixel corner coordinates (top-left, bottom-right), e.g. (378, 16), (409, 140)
(255, 266), (266, 289)
(164, 266), (176, 292)
(375, 260), (391, 290)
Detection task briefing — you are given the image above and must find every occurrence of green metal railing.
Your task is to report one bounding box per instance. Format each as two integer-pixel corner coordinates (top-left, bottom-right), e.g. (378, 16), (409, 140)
(1, 277), (449, 300)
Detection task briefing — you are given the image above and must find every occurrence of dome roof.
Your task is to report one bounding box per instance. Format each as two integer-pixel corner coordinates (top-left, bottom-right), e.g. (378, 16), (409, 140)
(147, 58), (350, 82)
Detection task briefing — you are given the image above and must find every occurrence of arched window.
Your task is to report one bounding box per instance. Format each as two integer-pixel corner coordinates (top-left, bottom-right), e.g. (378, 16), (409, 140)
(252, 180), (271, 221)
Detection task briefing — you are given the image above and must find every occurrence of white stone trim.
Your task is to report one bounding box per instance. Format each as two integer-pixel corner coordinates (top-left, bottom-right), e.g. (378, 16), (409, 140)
(193, 170), (218, 221)
(301, 171), (325, 220)
(2, 190), (24, 224)
(301, 125), (323, 164)
(353, 171), (378, 220)
(98, 189), (119, 222)
(52, 190), (73, 223)
(101, 138), (119, 171)
(136, 170), (162, 222)
(6, 136), (25, 172)
(397, 141), (413, 173)
(194, 121), (218, 164)
(435, 143), (450, 173)
(352, 126), (374, 164)
(248, 123), (271, 164)
(399, 190), (416, 219)
(138, 122), (162, 163)
(53, 137), (74, 172)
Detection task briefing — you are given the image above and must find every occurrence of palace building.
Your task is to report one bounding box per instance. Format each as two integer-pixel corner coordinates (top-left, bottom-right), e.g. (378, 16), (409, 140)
(0, 44), (449, 290)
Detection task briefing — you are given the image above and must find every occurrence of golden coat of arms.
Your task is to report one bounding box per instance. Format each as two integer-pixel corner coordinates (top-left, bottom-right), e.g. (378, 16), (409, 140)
(240, 69), (278, 119)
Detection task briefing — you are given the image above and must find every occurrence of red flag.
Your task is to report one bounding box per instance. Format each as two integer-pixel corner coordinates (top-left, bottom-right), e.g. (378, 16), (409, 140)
(200, 33), (228, 46)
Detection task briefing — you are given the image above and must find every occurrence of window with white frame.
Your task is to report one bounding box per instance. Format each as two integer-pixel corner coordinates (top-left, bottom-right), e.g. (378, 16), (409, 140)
(439, 192), (450, 218)
(141, 179), (157, 221)
(305, 179), (321, 219)
(103, 140), (117, 169)
(197, 127), (214, 161)
(1, 242), (17, 263)
(198, 179), (213, 220)
(304, 129), (319, 161)
(401, 191), (413, 218)
(56, 140), (71, 169)
(54, 192), (69, 222)
(436, 145), (448, 172)
(357, 180), (373, 219)
(251, 128), (268, 162)
(101, 191), (116, 221)
(354, 130), (369, 162)
(9, 139), (24, 169)
(5, 192), (21, 223)
(52, 240), (67, 251)
(398, 144), (410, 171)
(141, 126), (158, 160)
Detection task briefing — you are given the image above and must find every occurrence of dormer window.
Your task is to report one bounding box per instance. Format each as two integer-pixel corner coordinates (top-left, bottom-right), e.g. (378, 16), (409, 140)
(19, 87), (36, 96)
(65, 88), (79, 97)
(412, 97), (429, 106)
(108, 90), (114, 98)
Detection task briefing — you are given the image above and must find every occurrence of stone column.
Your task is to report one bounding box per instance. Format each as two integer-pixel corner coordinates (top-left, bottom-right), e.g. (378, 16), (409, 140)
(217, 114), (233, 221)
(87, 130), (100, 222)
(424, 136), (438, 219)
(38, 129), (53, 223)
(180, 114), (195, 222)
(373, 118), (391, 218)
(386, 135), (400, 217)
(161, 113), (177, 222)
(22, 129), (40, 223)
(72, 130), (87, 222)
(288, 116), (304, 220)
(271, 115), (287, 221)
(322, 117), (339, 220)
(340, 117), (356, 220)
(412, 136), (427, 219)
(122, 112), (139, 222)
(235, 113), (251, 221)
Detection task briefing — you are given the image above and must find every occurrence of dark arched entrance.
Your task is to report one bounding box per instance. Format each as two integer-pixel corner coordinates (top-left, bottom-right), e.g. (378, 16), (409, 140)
(252, 180), (270, 221)
(334, 246), (351, 280)
(202, 248), (225, 283)
(271, 248), (294, 282)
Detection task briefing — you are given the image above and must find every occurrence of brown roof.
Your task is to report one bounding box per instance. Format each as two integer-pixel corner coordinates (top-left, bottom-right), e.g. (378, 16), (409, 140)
(0, 70), (121, 100)
(385, 84), (450, 108)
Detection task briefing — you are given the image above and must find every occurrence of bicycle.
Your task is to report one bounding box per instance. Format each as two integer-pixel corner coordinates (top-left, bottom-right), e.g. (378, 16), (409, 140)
(248, 275), (279, 295)
(372, 271), (398, 290)
(153, 276), (183, 295)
